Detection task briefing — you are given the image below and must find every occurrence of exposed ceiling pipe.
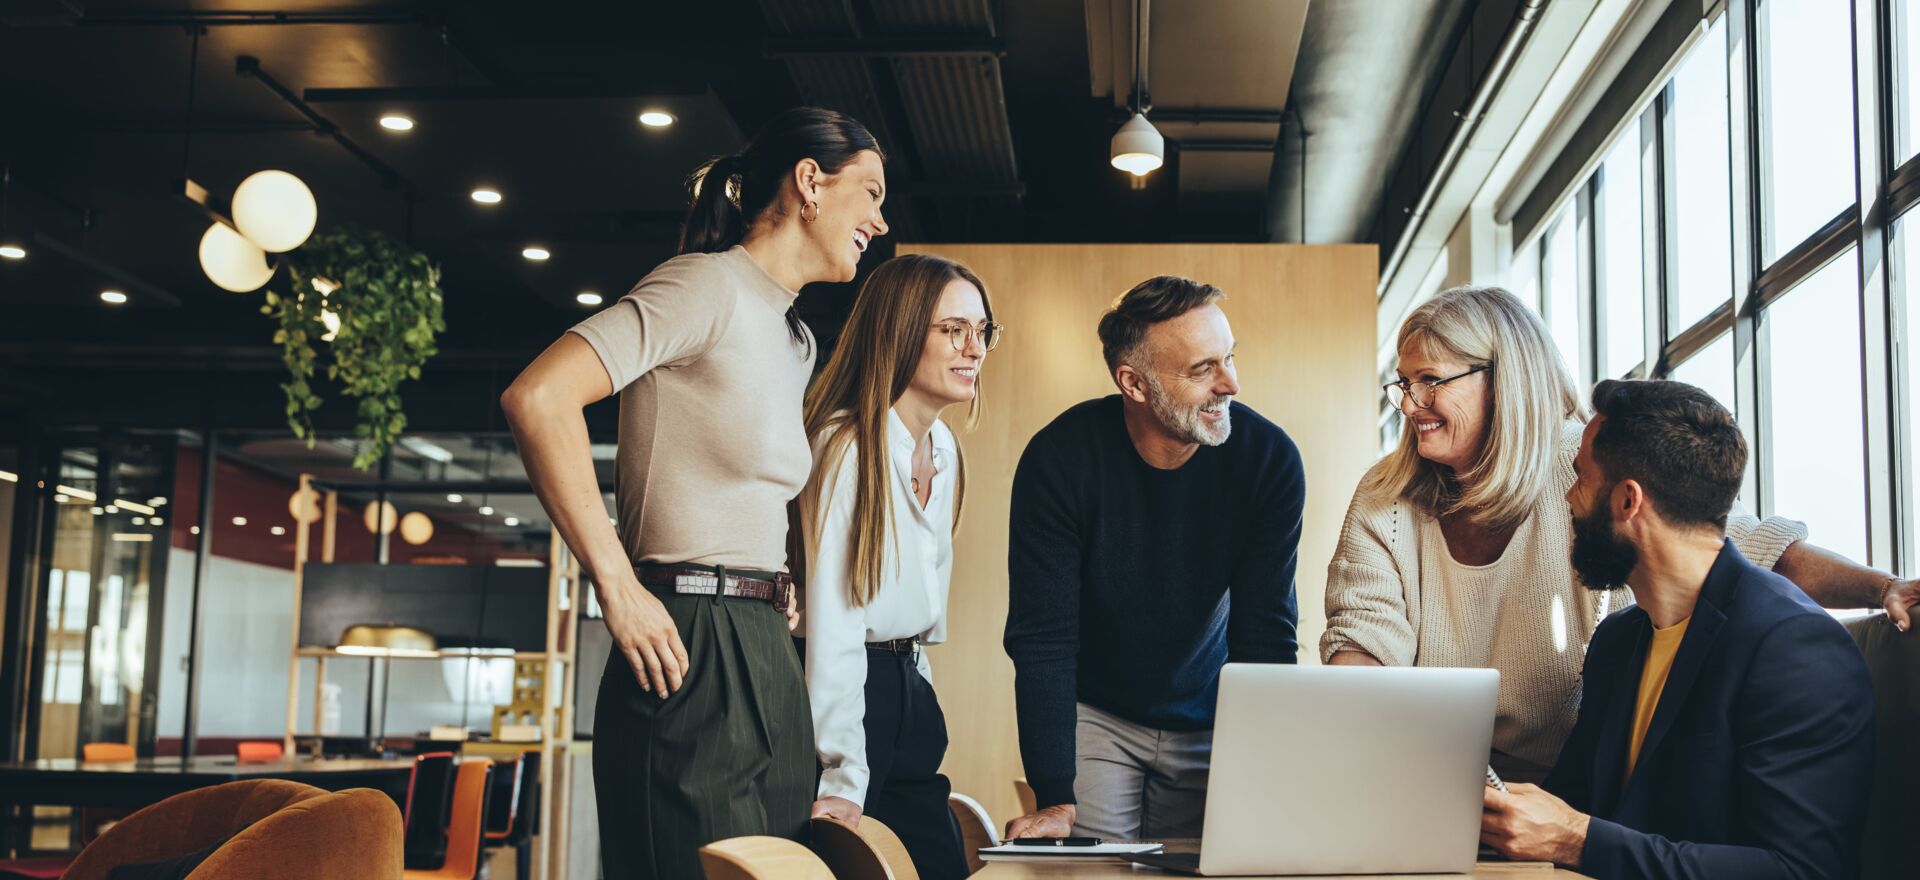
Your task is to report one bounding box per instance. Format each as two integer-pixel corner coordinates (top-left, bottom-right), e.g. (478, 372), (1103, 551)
(1375, 0), (1547, 297)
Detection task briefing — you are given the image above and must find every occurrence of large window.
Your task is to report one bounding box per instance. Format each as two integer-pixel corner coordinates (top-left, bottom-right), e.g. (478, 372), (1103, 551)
(1511, 0), (1920, 581)
(1763, 254), (1869, 560)
(1542, 204), (1587, 386)
(1901, 0), (1920, 161)
(1672, 333), (1736, 415)
(1757, 0), (1858, 262)
(1599, 117), (1647, 377)
(1671, 21), (1735, 333)
(1899, 220), (1920, 571)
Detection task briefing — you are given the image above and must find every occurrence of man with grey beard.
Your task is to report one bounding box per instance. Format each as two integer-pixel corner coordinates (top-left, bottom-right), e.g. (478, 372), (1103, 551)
(1001, 275), (1307, 841)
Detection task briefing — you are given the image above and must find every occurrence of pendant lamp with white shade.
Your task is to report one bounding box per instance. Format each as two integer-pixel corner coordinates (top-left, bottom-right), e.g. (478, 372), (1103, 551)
(231, 170), (317, 253)
(198, 222), (275, 293)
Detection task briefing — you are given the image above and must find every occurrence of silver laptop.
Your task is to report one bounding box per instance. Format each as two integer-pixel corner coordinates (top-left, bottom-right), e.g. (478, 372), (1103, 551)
(1128, 664), (1499, 876)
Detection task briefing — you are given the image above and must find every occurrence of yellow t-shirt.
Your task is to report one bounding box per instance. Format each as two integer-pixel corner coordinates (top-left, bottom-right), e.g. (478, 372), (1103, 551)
(1626, 617), (1691, 779)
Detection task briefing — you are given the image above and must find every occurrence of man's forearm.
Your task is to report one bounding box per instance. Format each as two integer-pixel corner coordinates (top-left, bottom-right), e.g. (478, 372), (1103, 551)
(1773, 541), (1893, 609)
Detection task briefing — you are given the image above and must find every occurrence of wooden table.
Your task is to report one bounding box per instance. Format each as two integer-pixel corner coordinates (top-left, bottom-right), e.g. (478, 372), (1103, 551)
(0, 756), (414, 854)
(978, 840), (1592, 878)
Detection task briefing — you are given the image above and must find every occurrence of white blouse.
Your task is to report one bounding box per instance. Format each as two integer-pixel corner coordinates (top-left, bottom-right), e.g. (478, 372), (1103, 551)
(803, 408), (956, 806)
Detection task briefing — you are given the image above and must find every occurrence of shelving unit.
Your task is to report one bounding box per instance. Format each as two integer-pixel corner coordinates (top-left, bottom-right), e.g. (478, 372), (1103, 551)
(279, 472), (583, 880)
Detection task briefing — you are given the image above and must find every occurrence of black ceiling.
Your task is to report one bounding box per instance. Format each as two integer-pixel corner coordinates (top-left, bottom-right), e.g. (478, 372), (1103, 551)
(0, 0), (1479, 430)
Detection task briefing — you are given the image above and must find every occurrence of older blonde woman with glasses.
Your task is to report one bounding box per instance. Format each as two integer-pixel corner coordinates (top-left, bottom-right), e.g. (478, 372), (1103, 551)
(1323, 285), (1919, 784)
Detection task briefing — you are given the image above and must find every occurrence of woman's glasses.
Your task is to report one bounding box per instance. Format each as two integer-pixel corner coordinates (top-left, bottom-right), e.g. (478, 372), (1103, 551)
(1383, 363), (1492, 410)
(931, 320), (1004, 352)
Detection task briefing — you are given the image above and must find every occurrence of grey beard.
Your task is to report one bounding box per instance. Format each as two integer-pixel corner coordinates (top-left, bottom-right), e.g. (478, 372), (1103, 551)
(1144, 371), (1232, 446)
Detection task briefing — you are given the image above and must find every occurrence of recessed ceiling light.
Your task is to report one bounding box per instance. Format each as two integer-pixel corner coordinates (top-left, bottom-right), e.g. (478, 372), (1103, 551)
(576, 291), (603, 306)
(100, 290), (127, 304)
(270, 526), (287, 535)
(470, 188), (502, 204)
(522, 246), (551, 261)
(232, 516), (248, 526)
(0, 244), (25, 260)
(447, 493), (464, 503)
(638, 111), (676, 128)
(478, 505), (495, 515)
(503, 516), (520, 527)
(379, 114), (415, 132)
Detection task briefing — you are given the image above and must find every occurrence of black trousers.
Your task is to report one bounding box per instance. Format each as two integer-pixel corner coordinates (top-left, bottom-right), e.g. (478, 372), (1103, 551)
(861, 646), (970, 880)
(595, 593), (813, 880)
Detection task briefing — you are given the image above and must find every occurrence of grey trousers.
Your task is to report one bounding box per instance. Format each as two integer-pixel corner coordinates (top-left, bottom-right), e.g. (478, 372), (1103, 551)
(1070, 702), (1213, 840)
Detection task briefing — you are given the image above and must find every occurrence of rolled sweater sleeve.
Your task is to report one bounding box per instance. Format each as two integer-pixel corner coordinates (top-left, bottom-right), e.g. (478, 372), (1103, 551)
(1725, 506), (1808, 571)
(1320, 488), (1418, 666)
(803, 444), (873, 805)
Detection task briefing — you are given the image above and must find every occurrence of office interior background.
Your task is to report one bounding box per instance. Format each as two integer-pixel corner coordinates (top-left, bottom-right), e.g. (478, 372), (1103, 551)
(2, 0), (1917, 876)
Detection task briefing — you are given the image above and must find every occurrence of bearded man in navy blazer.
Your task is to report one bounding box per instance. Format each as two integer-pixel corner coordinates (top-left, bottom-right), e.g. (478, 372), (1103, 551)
(1479, 378), (1874, 880)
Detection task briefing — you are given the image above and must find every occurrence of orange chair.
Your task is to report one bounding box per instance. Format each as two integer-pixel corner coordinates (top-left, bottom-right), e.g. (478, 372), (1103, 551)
(235, 741), (283, 763)
(402, 759), (491, 880)
(61, 779), (402, 880)
(81, 743), (135, 763)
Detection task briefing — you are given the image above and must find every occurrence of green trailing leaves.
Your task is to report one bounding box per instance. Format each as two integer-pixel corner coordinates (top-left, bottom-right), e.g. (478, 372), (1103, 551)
(260, 225), (446, 470)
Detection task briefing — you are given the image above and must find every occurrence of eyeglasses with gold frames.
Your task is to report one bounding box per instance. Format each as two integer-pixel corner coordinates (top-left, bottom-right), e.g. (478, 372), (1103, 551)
(930, 320), (1004, 352)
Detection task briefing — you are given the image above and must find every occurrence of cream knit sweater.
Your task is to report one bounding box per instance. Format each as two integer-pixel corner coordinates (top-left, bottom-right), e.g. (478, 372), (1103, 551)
(1319, 422), (1807, 782)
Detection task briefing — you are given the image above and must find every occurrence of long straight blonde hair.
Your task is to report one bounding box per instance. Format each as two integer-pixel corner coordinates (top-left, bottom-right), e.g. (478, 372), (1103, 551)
(1360, 285), (1585, 531)
(797, 254), (992, 607)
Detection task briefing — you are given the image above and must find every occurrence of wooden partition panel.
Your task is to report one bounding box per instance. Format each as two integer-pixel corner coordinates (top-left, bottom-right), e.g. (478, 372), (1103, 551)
(896, 244), (1380, 826)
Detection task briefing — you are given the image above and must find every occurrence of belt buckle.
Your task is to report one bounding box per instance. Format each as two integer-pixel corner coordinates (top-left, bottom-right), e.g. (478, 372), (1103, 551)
(775, 572), (794, 614)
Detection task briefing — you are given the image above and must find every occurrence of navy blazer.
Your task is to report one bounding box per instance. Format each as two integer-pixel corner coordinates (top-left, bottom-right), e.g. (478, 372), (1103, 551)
(1544, 540), (1874, 880)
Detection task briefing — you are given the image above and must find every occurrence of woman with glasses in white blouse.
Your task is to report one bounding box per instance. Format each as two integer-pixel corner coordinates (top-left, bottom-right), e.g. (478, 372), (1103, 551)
(796, 254), (999, 880)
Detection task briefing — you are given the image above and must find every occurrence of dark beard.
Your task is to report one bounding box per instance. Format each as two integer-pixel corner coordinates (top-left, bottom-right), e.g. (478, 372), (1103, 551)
(1570, 497), (1638, 591)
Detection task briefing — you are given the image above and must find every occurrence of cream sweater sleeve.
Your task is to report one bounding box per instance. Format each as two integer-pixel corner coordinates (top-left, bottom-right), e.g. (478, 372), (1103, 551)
(1321, 488), (1419, 666)
(1725, 506), (1808, 570)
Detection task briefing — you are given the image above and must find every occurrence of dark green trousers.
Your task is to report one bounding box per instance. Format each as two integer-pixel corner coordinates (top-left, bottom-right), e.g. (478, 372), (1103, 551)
(594, 593), (813, 879)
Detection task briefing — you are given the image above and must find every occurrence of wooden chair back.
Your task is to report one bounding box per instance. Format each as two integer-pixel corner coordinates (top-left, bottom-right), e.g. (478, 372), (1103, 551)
(947, 792), (998, 874)
(808, 815), (920, 880)
(699, 836), (834, 880)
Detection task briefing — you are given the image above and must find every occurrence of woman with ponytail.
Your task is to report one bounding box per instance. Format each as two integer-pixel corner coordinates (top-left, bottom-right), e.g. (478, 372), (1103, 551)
(797, 254), (998, 880)
(501, 106), (888, 879)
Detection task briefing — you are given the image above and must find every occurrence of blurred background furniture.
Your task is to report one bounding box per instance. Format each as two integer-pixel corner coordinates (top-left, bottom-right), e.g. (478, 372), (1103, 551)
(60, 779), (401, 880)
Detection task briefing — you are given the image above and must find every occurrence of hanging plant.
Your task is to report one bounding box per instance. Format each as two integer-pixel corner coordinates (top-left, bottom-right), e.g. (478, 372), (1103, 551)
(261, 225), (446, 470)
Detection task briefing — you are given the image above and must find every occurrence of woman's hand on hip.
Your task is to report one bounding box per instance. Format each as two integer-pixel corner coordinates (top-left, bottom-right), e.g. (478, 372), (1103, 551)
(811, 796), (864, 825)
(601, 579), (690, 698)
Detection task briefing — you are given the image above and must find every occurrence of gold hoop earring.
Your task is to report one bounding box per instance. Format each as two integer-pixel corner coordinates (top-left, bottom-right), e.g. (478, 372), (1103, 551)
(800, 201), (820, 223)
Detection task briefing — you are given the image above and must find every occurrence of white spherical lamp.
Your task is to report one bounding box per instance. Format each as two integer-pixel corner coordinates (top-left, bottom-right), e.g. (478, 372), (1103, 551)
(363, 500), (398, 535)
(231, 170), (317, 253)
(399, 511), (434, 546)
(199, 223), (274, 292)
(1110, 112), (1165, 177)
